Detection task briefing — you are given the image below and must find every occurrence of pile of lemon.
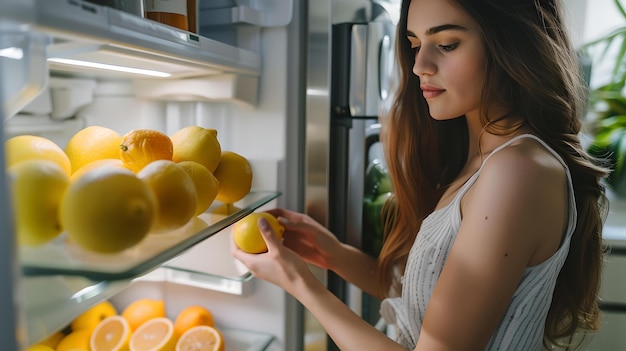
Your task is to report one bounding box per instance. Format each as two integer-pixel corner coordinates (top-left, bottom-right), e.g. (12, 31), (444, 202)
(5, 125), (253, 254)
(28, 299), (225, 351)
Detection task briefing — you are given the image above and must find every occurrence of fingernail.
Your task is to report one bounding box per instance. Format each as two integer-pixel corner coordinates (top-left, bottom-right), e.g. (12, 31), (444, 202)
(258, 218), (269, 230)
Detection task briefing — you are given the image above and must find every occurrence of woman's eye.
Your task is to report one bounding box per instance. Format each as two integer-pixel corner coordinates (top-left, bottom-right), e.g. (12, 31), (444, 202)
(438, 43), (459, 52)
(411, 45), (421, 52)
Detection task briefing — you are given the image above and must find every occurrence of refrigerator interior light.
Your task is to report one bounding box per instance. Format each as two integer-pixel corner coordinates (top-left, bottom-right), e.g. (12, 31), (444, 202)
(47, 57), (171, 78)
(0, 46), (24, 60)
(46, 41), (223, 79)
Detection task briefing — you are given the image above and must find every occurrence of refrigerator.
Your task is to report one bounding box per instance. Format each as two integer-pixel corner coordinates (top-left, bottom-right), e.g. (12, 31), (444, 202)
(0, 0), (401, 350)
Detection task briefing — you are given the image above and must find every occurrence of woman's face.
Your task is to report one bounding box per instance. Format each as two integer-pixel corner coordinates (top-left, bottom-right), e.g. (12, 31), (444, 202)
(406, 0), (488, 121)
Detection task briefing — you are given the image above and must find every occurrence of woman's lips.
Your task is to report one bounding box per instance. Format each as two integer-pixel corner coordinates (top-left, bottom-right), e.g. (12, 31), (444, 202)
(420, 85), (445, 99)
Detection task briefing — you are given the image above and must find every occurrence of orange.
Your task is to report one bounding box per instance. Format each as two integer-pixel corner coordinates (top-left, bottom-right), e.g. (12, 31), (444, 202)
(90, 315), (131, 351)
(56, 329), (91, 351)
(213, 151), (253, 204)
(173, 305), (214, 337)
(137, 160), (197, 233)
(71, 300), (118, 333)
(171, 126), (222, 173)
(232, 212), (285, 254)
(175, 326), (224, 351)
(9, 159), (70, 246)
(129, 317), (176, 351)
(119, 129), (173, 173)
(60, 166), (156, 254)
(71, 158), (126, 182)
(65, 126), (122, 174)
(5, 134), (71, 176)
(121, 299), (166, 332)
(177, 161), (219, 216)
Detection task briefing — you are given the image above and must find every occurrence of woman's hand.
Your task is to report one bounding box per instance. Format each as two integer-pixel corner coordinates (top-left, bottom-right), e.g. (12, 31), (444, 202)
(231, 215), (315, 295)
(265, 208), (343, 270)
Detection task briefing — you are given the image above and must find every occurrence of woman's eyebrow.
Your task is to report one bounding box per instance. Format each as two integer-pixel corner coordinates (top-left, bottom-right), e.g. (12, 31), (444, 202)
(406, 23), (469, 38)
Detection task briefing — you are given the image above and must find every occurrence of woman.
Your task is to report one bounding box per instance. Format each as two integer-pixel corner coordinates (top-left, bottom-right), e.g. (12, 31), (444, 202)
(232, 0), (610, 349)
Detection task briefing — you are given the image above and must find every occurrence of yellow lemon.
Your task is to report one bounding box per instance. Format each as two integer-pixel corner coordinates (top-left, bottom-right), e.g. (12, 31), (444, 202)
(60, 166), (156, 254)
(57, 329), (92, 351)
(71, 301), (118, 333)
(175, 325), (224, 351)
(121, 299), (166, 332)
(90, 315), (131, 351)
(8, 159), (70, 246)
(37, 330), (66, 349)
(5, 134), (71, 176)
(71, 158), (127, 182)
(26, 345), (55, 351)
(232, 212), (285, 253)
(119, 129), (173, 173)
(65, 126), (123, 174)
(173, 305), (214, 338)
(177, 161), (219, 216)
(213, 151), (253, 204)
(129, 317), (176, 351)
(171, 126), (222, 173)
(137, 160), (197, 233)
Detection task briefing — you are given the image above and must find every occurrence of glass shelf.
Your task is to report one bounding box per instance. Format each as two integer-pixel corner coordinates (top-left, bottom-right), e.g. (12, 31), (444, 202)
(220, 327), (275, 351)
(20, 190), (281, 281)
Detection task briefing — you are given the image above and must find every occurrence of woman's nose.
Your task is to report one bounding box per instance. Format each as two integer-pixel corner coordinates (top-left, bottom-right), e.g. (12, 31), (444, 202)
(413, 48), (436, 77)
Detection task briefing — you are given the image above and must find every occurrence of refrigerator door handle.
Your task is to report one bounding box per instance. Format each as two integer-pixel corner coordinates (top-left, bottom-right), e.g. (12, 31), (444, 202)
(348, 21), (392, 118)
(364, 22), (385, 116)
(348, 24), (368, 117)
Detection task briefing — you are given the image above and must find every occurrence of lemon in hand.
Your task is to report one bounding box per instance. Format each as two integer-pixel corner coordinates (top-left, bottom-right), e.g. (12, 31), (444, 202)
(8, 159), (70, 246)
(60, 166), (156, 254)
(213, 151), (253, 204)
(233, 212), (285, 253)
(137, 160), (197, 233)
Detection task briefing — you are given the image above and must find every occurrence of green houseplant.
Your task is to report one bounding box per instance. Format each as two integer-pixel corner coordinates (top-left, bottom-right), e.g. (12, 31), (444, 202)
(583, 0), (626, 196)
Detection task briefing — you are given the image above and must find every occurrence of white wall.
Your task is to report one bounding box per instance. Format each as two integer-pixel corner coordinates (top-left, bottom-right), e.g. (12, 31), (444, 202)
(565, 0), (625, 88)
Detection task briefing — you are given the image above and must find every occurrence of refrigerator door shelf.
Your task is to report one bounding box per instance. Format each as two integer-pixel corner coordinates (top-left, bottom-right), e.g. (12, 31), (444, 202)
(20, 190), (281, 281)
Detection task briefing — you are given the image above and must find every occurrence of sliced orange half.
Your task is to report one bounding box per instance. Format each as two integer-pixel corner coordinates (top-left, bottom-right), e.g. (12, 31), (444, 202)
(130, 317), (177, 351)
(90, 315), (131, 351)
(175, 325), (224, 351)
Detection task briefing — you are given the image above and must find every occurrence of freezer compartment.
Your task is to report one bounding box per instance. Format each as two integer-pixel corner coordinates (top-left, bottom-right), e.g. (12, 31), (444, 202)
(9, 0), (261, 80)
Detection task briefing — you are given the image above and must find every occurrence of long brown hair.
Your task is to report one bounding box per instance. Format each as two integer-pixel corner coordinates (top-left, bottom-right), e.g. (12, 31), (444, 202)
(377, 0), (610, 347)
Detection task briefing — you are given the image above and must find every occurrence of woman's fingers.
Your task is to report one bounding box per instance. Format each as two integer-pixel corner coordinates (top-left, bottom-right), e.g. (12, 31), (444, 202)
(258, 217), (280, 250)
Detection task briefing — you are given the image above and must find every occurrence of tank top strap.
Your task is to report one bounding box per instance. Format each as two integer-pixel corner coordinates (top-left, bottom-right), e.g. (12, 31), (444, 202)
(453, 134), (577, 242)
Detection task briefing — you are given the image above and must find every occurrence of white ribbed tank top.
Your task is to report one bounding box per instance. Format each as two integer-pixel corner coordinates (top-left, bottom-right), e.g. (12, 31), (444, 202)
(380, 134), (577, 350)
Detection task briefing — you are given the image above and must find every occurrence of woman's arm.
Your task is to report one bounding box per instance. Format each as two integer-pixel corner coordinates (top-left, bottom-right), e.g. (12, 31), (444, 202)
(232, 217), (407, 351)
(415, 146), (567, 350)
(266, 208), (383, 299)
